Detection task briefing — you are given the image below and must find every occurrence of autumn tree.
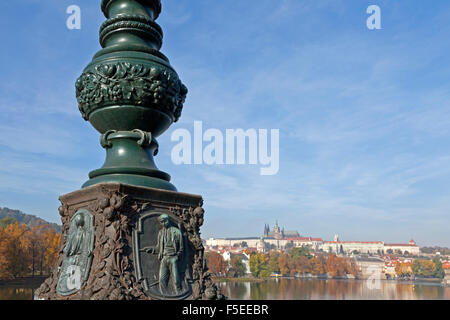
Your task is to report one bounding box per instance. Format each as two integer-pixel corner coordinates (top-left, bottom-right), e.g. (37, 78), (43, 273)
(207, 252), (228, 276)
(278, 253), (290, 276)
(0, 222), (31, 279)
(325, 255), (350, 278)
(294, 256), (311, 275)
(395, 262), (412, 278)
(0, 221), (61, 279)
(310, 256), (326, 276)
(28, 225), (48, 276)
(346, 258), (360, 277)
(44, 230), (61, 273)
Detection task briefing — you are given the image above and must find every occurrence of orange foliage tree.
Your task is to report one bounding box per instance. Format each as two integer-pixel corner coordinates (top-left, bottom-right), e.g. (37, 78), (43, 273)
(0, 219), (61, 279)
(325, 254), (357, 278)
(207, 252), (228, 276)
(310, 256), (326, 276)
(294, 256), (311, 275)
(0, 222), (31, 279)
(42, 229), (62, 274)
(277, 253), (290, 276)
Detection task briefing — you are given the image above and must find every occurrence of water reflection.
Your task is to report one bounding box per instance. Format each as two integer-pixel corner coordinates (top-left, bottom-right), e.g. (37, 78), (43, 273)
(0, 287), (35, 300)
(1, 279), (448, 300)
(217, 279), (450, 300)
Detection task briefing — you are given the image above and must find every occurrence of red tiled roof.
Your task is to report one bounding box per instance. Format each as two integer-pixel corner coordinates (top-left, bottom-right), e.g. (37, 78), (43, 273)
(285, 237), (310, 241)
(324, 241), (383, 244)
(285, 237), (323, 242)
(384, 243), (417, 247)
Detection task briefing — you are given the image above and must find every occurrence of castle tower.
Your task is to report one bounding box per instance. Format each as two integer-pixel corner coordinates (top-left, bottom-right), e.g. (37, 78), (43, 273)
(274, 220), (280, 233)
(264, 224), (269, 237)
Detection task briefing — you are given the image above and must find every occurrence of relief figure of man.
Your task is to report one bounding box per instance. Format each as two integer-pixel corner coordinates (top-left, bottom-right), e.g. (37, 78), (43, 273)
(144, 214), (184, 295)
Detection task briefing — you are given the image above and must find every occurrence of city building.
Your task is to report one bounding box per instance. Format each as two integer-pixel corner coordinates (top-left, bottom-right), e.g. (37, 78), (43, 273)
(206, 221), (306, 251)
(321, 240), (384, 255)
(384, 240), (420, 255)
(204, 223), (420, 255)
(222, 251), (251, 275)
(263, 221), (299, 240)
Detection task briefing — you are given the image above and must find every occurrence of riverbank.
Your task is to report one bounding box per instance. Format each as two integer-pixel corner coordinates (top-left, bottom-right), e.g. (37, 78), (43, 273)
(213, 275), (449, 287)
(212, 277), (265, 283)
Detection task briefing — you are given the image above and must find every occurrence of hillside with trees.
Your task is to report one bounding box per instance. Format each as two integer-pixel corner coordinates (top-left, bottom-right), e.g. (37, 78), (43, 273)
(0, 210), (62, 280)
(0, 207), (61, 233)
(420, 246), (450, 256)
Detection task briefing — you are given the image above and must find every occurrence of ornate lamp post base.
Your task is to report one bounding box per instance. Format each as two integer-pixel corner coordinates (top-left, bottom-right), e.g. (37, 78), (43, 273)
(82, 130), (177, 191)
(36, 1), (222, 300)
(35, 183), (222, 300)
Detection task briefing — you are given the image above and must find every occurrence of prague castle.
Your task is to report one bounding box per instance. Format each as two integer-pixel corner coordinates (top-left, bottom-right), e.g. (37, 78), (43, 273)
(263, 221), (299, 239)
(205, 222), (420, 255)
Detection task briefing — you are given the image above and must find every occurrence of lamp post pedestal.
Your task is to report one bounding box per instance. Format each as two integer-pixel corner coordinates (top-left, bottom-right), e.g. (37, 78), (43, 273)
(36, 0), (223, 300)
(36, 183), (221, 300)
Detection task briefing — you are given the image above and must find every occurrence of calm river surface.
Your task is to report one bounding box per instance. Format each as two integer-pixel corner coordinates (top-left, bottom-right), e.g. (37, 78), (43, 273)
(1, 278), (449, 300)
(216, 278), (450, 300)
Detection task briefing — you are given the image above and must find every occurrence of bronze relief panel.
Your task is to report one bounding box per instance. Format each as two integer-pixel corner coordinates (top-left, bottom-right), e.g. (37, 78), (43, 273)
(133, 210), (192, 299)
(57, 209), (95, 296)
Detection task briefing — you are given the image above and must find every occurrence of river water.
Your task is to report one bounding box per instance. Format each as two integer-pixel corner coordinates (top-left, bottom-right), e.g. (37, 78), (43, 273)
(1, 278), (449, 300)
(216, 278), (450, 300)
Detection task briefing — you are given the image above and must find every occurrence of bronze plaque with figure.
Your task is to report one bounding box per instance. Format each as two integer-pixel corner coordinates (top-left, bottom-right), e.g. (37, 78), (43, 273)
(133, 211), (191, 299)
(57, 209), (94, 296)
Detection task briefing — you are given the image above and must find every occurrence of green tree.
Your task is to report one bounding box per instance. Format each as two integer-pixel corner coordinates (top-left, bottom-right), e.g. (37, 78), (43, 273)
(285, 242), (294, 249)
(268, 251), (280, 273)
(249, 253), (271, 278)
(432, 258), (445, 279)
(412, 259), (438, 278)
(231, 256), (247, 277)
(289, 246), (312, 259)
(422, 260), (436, 277)
(412, 259), (422, 276)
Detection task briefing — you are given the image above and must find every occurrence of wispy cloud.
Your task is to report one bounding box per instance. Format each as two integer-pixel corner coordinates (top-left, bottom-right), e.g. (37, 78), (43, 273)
(1, 1), (450, 246)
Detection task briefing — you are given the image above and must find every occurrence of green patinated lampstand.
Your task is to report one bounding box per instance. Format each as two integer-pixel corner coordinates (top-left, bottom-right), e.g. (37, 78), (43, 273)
(36, 0), (223, 300)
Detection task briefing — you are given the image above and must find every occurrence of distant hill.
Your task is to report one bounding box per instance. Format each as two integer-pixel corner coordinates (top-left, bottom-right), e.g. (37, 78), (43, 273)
(0, 207), (62, 233)
(421, 246), (450, 256)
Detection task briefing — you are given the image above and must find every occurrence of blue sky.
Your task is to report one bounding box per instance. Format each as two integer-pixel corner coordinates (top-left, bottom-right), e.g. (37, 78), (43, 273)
(1, 0), (450, 246)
